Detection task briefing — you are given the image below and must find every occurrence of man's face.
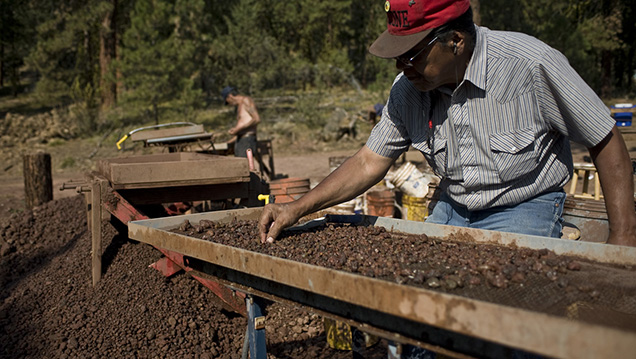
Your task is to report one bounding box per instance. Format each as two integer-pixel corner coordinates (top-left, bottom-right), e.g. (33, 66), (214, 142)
(396, 35), (458, 92)
(225, 94), (236, 106)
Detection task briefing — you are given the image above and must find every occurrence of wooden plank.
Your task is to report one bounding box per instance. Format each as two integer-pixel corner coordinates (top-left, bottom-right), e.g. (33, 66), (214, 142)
(109, 176), (250, 191)
(98, 153), (249, 186)
(117, 182), (250, 204)
(90, 176), (107, 286)
(130, 124), (204, 142)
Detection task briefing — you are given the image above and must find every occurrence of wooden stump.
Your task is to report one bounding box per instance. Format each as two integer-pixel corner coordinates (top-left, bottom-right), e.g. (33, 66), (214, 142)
(23, 152), (53, 209)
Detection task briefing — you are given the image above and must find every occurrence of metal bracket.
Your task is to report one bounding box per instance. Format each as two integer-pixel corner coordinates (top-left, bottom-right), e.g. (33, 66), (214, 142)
(254, 316), (265, 330)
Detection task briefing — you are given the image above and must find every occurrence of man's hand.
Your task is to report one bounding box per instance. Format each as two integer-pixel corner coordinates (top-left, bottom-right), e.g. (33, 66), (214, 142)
(258, 202), (302, 243)
(257, 146), (395, 244)
(226, 135), (237, 144)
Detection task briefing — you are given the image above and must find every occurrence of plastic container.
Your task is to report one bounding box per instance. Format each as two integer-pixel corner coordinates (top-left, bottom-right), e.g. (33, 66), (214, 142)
(269, 177), (310, 203)
(611, 103), (634, 127)
(366, 190), (395, 217)
(388, 162), (431, 198)
(329, 200), (356, 214)
(402, 194), (428, 221)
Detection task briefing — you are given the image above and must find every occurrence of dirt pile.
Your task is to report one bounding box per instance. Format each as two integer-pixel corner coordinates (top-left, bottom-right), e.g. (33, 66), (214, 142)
(0, 195), (385, 358)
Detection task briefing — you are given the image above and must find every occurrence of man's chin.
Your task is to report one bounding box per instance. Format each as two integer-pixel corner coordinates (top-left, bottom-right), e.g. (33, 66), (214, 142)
(410, 80), (434, 92)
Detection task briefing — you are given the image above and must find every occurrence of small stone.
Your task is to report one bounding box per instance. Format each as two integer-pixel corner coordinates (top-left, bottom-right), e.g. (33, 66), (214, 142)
(67, 337), (78, 349)
(567, 261), (582, 271)
(426, 277), (441, 288)
(444, 279), (458, 289)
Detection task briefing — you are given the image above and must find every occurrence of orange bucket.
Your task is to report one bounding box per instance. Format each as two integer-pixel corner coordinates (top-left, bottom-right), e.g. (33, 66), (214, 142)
(269, 177), (310, 203)
(366, 190), (395, 217)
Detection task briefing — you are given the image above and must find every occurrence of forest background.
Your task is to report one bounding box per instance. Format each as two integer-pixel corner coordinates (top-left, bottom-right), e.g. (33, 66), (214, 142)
(0, 0), (635, 174)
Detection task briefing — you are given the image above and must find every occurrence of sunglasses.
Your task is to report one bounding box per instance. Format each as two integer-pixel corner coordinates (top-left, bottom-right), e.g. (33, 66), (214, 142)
(395, 36), (439, 67)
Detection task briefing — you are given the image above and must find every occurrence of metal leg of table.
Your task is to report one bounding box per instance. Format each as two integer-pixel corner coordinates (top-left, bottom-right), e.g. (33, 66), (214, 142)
(389, 342), (437, 359)
(246, 296), (267, 359)
(388, 341), (402, 359)
(351, 326), (365, 359)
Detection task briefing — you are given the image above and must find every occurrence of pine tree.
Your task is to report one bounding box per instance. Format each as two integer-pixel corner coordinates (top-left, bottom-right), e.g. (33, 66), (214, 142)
(118, 0), (205, 123)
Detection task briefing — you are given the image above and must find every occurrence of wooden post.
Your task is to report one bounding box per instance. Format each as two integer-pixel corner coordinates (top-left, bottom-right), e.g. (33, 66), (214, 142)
(91, 177), (103, 286)
(23, 152), (53, 209)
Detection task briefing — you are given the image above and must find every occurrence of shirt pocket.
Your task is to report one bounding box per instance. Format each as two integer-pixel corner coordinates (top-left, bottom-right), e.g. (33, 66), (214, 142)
(489, 129), (537, 183)
(421, 137), (448, 178)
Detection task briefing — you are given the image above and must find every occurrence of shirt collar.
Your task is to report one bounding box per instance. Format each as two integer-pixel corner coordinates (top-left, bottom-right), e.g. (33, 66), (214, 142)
(463, 25), (487, 91)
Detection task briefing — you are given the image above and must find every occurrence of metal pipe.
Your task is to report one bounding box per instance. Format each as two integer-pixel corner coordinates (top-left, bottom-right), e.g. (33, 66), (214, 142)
(246, 149), (255, 171)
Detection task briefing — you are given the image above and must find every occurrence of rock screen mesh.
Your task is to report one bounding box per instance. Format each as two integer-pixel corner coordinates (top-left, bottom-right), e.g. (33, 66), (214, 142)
(171, 219), (636, 332)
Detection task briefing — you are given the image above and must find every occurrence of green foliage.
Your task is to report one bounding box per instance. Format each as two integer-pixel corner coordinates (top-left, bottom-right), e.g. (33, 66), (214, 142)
(60, 156), (76, 169)
(481, 0), (635, 95)
(2, 0), (635, 140)
(207, 0), (392, 95)
(24, 1), (110, 106)
(117, 0), (206, 123)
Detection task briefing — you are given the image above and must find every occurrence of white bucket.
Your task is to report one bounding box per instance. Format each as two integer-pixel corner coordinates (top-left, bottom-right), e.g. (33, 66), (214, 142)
(388, 162), (431, 198)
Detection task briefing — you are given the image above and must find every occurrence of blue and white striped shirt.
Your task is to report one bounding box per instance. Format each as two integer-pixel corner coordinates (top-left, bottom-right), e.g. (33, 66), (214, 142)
(366, 26), (615, 210)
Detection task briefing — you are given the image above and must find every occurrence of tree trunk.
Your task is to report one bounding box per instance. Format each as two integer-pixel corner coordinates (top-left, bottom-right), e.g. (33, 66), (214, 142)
(100, 0), (118, 109)
(23, 152), (53, 210)
(1, 42), (4, 88)
(470, 0), (481, 26)
(600, 49), (612, 98)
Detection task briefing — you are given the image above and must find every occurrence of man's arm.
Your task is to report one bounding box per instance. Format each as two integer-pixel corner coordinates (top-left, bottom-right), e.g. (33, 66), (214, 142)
(589, 126), (636, 246)
(258, 146), (395, 243)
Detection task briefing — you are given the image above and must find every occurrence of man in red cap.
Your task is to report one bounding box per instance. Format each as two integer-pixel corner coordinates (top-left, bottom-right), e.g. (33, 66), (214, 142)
(259, 0), (636, 246)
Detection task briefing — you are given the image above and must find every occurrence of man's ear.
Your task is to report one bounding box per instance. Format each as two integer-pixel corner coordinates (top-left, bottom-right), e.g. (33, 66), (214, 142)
(451, 31), (466, 55)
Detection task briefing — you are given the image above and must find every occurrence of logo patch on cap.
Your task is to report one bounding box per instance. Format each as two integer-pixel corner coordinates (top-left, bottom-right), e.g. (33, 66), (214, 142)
(384, 0), (390, 12)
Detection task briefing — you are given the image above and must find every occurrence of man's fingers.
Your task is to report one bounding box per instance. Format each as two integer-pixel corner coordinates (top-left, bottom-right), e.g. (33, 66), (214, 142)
(258, 207), (275, 243)
(265, 222), (275, 243)
(258, 203), (299, 244)
(265, 221), (284, 243)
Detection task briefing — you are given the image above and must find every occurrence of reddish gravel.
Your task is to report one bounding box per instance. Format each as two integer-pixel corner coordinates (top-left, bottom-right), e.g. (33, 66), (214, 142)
(0, 195), (387, 358)
(173, 218), (636, 332)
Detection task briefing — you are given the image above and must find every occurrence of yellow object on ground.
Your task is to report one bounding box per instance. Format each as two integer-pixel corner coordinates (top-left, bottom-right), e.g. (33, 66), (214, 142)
(323, 317), (379, 350)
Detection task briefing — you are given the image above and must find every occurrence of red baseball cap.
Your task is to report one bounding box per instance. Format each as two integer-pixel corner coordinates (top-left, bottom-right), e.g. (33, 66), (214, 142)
(369, 0), (471, 59)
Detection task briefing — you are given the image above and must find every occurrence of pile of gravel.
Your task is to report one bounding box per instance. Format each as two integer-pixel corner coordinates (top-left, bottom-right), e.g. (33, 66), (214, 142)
(0, 195), (386, 358)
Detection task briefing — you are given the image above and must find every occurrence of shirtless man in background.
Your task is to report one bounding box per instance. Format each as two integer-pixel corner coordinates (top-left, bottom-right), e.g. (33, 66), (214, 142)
(221, 86), (261, 157)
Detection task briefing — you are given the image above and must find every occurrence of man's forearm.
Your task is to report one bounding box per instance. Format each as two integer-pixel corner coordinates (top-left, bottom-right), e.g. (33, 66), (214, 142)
(590, 126), (636, 245)
(291, 146), (394, 217)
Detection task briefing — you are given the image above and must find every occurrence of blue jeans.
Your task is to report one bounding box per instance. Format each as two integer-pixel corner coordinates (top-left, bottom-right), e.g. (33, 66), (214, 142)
(426, 190), (566, 238)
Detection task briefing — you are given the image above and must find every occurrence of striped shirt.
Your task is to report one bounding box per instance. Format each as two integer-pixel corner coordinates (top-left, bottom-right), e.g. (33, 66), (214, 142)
(367, 26), (615, 211)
